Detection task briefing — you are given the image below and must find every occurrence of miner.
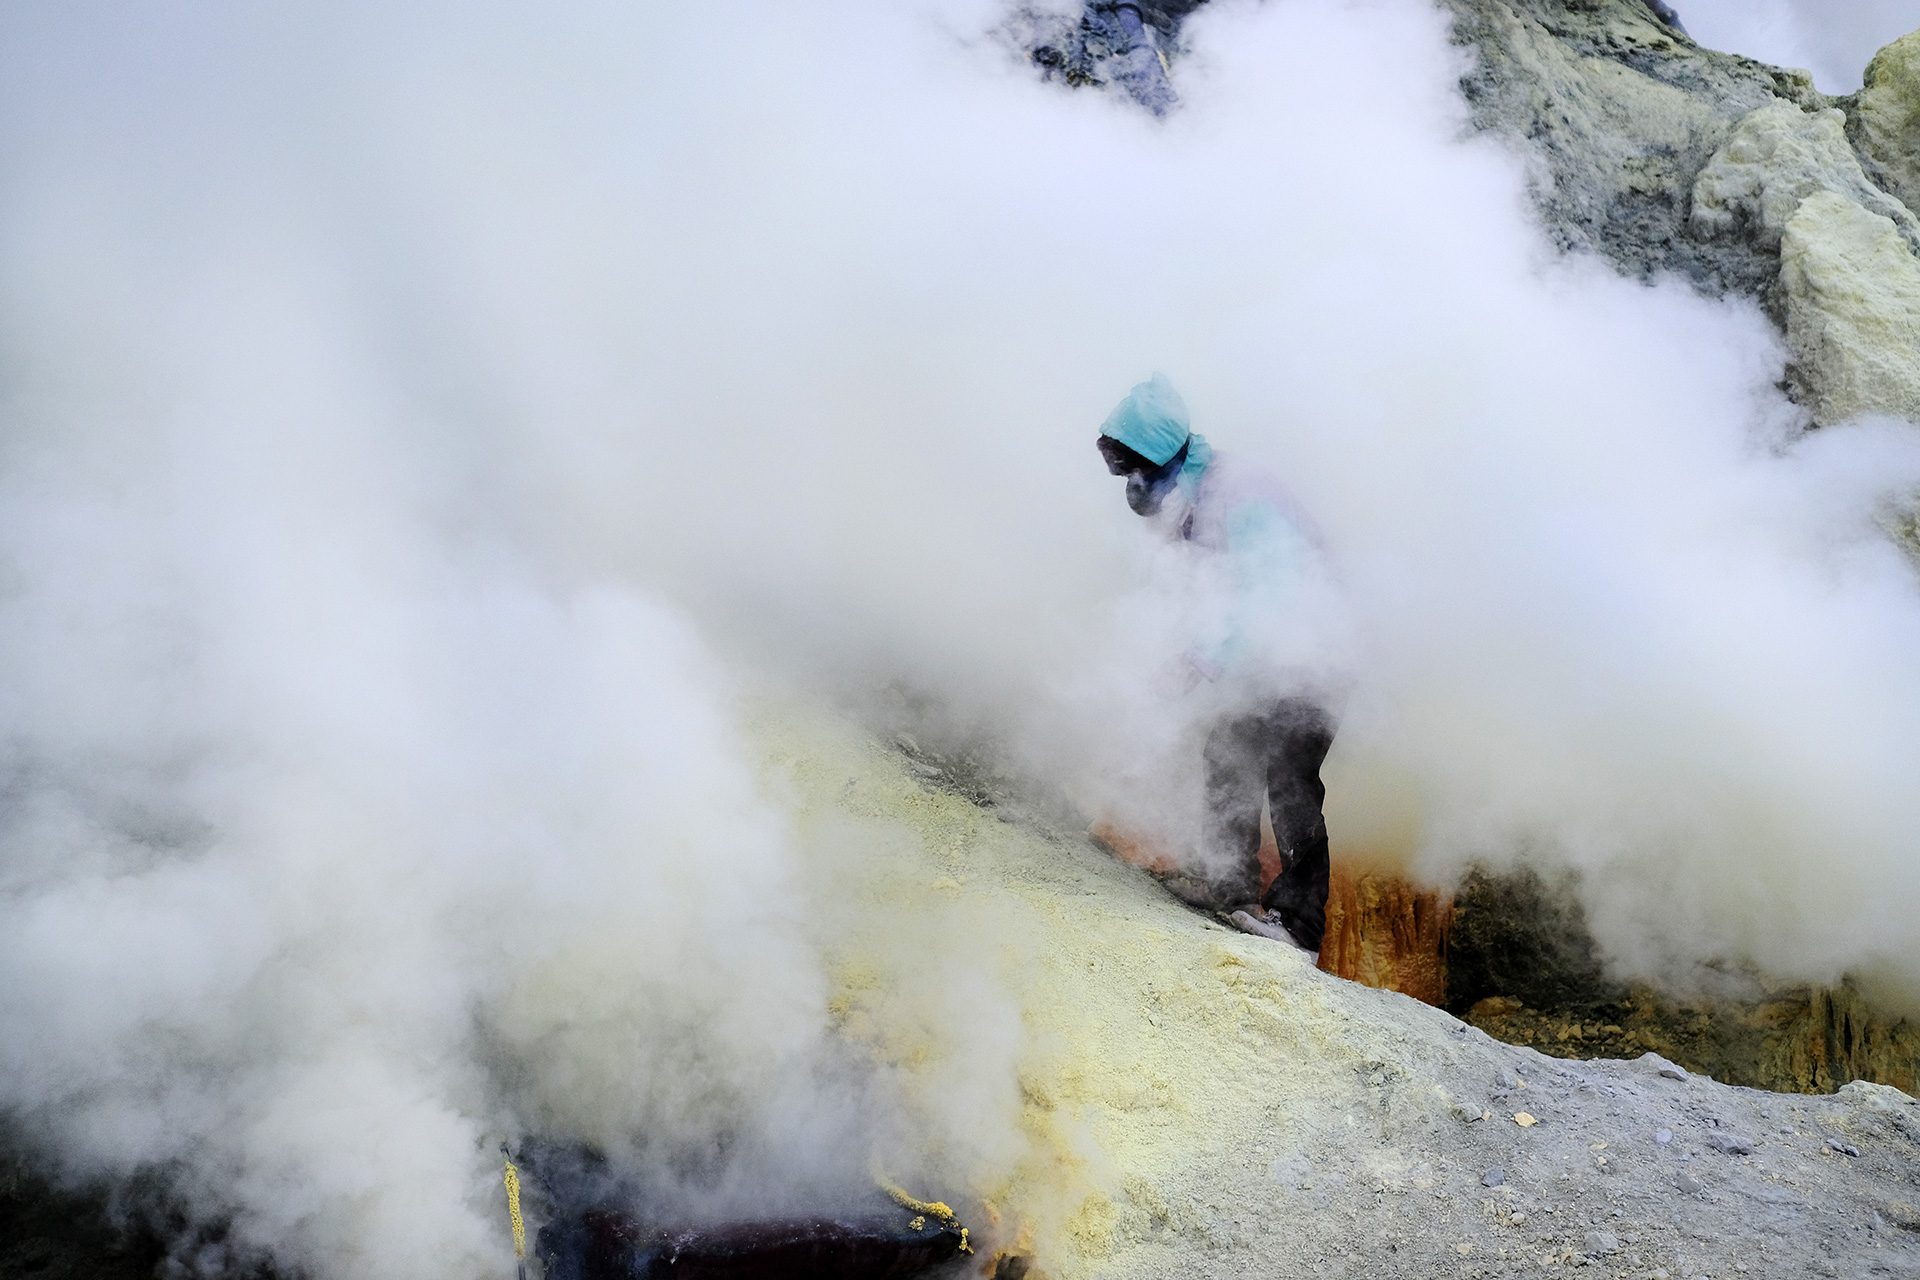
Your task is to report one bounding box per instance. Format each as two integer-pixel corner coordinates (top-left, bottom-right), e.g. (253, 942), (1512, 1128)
(1095, 373), (1344, 957)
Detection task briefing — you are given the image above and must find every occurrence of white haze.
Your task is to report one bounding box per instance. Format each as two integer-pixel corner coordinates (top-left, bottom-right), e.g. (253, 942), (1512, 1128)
(3, 1), (1920, 1277)
(1679, 0), (1915, 91)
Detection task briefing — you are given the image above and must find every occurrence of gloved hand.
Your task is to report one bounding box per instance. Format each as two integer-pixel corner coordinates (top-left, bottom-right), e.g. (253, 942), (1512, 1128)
(1156, 649), (1219, 698)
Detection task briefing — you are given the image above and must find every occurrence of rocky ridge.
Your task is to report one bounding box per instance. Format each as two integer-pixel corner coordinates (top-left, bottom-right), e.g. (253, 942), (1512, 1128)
(1031, 0), (1920, 424)
(1430, 0), (1920, 424)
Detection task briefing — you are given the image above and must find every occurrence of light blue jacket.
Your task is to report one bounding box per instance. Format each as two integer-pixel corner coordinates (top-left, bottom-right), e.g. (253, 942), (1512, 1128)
(1102, 375), (1324, 678)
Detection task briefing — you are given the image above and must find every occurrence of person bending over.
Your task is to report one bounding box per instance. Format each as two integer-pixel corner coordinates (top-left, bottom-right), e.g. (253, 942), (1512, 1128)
(1095, 373), (1344, 957)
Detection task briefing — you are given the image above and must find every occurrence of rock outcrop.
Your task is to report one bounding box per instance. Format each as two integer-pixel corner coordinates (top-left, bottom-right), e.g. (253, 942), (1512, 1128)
(1467, 979), (1920, 1097)
(1026, 2), (1920, 422)
(1434, 0), (1821, 296)
(1690, 102), (1920, 254)
(1444, 866), (1621, 1014)
(1779, 190), (1920, 423)
(1022, 0), (1920, 417)
(1338, 862), (1920, 1098)
(1434, 0), (1920, 425)
(1851, 29), (1920, 218)
(1682, 101), (1920, 422)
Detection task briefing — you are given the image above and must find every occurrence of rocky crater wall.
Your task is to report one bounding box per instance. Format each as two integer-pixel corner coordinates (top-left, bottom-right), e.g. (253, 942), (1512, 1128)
(1406, 0), (1920, 423)
(1031, 0), (1920, 424)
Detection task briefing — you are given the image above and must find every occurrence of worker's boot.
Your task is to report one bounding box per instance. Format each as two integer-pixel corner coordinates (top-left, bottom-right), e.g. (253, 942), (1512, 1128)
(1157, 868), (1258, 915)
(1227, 907), (1320, 964)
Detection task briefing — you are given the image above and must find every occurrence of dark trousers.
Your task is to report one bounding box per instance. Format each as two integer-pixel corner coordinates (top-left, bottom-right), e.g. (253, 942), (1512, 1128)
(1202, 698), (1335, 950)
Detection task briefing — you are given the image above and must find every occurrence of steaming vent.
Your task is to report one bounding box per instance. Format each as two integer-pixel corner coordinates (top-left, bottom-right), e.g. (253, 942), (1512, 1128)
(512, 1141), (973, 1280)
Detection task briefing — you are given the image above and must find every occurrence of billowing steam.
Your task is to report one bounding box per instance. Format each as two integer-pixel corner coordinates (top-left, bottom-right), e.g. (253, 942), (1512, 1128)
(2, 0), (1919, 1276)
(0, 399), (864, 1272)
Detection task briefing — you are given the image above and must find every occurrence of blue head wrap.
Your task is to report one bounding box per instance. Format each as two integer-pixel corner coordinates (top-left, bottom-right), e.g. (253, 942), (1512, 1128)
(1100, 373), (1191, 466)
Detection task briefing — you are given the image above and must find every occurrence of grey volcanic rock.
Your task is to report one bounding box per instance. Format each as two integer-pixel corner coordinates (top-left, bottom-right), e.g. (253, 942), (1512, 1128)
(1433, 0), (1822, 296)
(1014, 3), (1183, 109)
(1029, 1), (1920, 424)
(1432, 3), (1920, 423)
(1687, 96), (1920, 424)
(1446, 865), (1622, 1015)
(0, 1148), (166, 1280)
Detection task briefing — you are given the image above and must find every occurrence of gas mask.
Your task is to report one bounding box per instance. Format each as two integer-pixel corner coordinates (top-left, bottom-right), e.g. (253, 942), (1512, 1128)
(1126, 466), (1178, 516)
(1099, 434), (1190, 521)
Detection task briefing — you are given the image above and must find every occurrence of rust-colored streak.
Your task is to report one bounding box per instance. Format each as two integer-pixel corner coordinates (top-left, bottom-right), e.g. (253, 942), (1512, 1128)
(1319, 867), (1452, 1006)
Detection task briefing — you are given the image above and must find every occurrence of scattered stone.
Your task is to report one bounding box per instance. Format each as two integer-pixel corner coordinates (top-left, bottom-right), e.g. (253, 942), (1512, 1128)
(1655, 1128), (1674, 1145)
(1515, 1112), (1539, 1127)
(1509, 1211), (1529, 1225)
(1676, 1171), (1705, 1194)
(1483, 1167), (1506, 1188)
(1706, 1132), (1755, 1156)
(1496, 1069), (1519, 1090)
(1584, 1230), (1620, 1256)
(1827, 1138), (1861, 1158)
(1643, 1055), (1689, 1081)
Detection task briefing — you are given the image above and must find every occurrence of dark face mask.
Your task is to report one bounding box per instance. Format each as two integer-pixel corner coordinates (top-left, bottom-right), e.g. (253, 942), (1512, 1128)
(1098, 435), (1189, 518)
(1126, 467), (1177, 516)
(1124, 441), (1189, 517)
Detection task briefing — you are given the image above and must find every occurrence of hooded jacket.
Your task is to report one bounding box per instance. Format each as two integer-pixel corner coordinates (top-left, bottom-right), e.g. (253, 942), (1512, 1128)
(1101, 375), (1336, 687)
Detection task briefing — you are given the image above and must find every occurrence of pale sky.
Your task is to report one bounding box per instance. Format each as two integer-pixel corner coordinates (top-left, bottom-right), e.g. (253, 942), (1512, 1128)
(1678, 0), (1915, 92)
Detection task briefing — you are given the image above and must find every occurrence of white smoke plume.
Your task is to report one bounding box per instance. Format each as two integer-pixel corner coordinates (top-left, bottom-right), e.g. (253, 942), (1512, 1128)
(0, 406), (865, 1273)
(4, 0), (1920, 1276)
(1679, 0), (1915, 91)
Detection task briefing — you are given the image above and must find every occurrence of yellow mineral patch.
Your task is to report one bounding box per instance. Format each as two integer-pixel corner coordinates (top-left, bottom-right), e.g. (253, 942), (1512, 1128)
(749, 697), (1360, 1280)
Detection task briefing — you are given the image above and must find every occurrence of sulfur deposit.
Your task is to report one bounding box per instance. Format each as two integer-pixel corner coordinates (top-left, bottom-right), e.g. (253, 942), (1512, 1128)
(758, 701), (1920, 1280)
(1851, 29), (1920, 217)
(1779, 190), (1920, 424)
